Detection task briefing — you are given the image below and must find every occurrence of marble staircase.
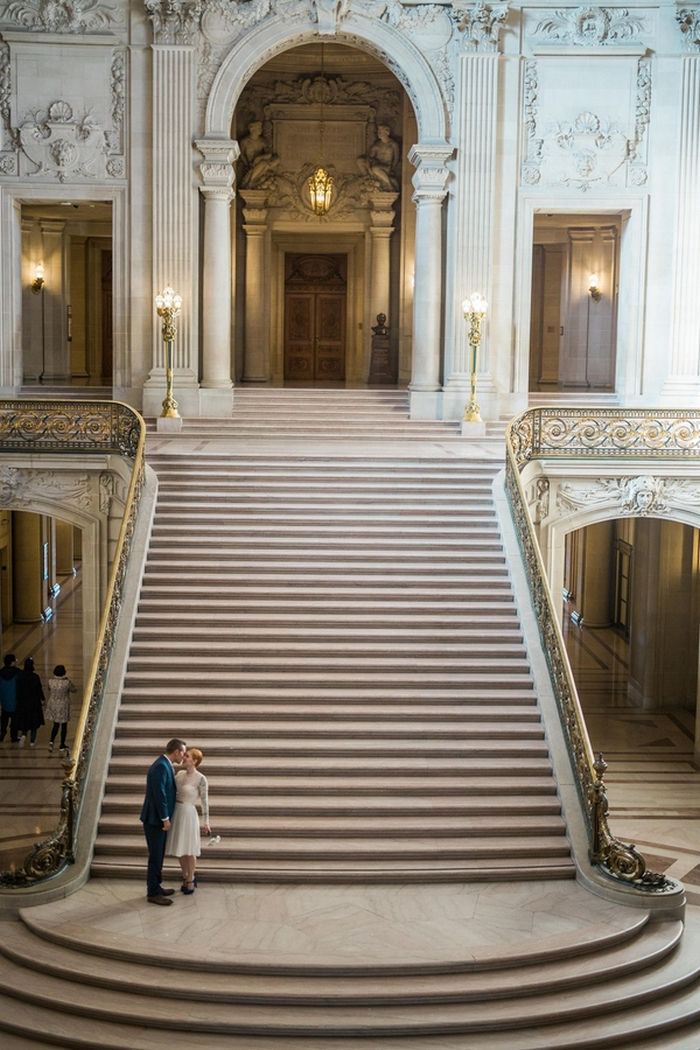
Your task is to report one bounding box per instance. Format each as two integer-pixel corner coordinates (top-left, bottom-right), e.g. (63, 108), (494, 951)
(91, 428), (573, 882)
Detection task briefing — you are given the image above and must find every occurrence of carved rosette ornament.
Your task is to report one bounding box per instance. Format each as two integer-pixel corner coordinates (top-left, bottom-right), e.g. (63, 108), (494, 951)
(453, 1), (509, 52)
(145, 0), (202, 44)
(676, 7), (700, 51)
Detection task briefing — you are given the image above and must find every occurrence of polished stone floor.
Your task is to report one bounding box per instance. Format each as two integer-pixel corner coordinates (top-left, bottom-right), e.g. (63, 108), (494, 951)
(0, 570), (83, 870)
(564, 617), (700, 905)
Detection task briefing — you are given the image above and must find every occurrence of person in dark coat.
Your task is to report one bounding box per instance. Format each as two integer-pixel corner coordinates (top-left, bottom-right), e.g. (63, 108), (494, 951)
(16, 656), (45, 748)
(0, 653), (21, 743)
(140, 737), (187, 905)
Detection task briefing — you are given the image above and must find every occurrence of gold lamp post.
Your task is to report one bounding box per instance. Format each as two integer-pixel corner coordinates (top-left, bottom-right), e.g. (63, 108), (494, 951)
(155, 286), (182, 419)
(462, 292), (488, 423)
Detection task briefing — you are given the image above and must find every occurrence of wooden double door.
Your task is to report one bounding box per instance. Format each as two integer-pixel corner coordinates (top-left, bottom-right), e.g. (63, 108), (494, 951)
(284, 253), (347, 381)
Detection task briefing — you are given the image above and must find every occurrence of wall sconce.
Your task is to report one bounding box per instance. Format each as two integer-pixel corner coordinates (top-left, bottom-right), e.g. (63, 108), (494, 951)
(31, 263), (45, 295)
(588, 273), (602, 302)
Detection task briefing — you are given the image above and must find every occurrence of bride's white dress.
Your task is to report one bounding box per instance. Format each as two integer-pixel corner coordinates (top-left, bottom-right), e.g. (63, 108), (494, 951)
(165, 770), (209, 858)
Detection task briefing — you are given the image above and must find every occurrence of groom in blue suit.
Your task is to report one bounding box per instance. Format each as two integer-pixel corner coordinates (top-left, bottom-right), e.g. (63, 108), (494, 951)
(140, 737), (187, 904)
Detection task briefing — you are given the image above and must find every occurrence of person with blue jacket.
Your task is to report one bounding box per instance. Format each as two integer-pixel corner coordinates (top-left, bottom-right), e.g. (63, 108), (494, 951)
(140, 737), (187, 905)
(0, 654), (21, 743)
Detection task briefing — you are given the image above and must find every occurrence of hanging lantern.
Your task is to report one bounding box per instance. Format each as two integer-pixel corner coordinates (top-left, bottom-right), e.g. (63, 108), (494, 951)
(308, 166), (334, 215)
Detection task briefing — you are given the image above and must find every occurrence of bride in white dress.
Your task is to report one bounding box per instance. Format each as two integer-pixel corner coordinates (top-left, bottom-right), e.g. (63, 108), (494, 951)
(165, 748), (210, 893)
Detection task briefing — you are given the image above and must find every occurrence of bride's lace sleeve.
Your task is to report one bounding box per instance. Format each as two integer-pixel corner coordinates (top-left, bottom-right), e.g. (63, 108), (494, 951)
(198, 774), (210, 825)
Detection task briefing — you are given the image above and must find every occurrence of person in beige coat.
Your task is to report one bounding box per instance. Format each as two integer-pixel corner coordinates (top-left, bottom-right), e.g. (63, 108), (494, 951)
(45, 665), (77, 754)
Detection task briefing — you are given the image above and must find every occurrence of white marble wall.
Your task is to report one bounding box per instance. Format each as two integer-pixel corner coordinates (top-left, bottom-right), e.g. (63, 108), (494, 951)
(0, 1), (698, 418)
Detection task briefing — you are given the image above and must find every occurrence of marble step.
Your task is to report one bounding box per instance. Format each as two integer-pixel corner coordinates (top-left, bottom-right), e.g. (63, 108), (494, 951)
(130, 624), (525, 639)
(100, 793), (561, 814)
(108, 739), (549, 760)
(0, 912), (675, 995)
(114, 719), (543, 740)
(105, 755), (556, 776)
(103, 774), (558, 796)
(117, 702), (537, 719)
(93, 833), (572, 860)
(118, 686), (537, 701)
(97, 811), (567, 836)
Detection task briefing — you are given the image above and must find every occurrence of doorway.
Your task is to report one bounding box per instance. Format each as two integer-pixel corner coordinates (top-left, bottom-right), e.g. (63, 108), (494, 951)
(529, 214), (620, 393)
(21, 200), (113, 387)
(284, 253), (347, 382)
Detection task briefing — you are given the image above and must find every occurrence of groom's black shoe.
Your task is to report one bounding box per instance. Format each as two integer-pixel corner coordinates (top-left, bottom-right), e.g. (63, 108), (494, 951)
(147, 894), (173, 905)
(160, 888), (175, 896)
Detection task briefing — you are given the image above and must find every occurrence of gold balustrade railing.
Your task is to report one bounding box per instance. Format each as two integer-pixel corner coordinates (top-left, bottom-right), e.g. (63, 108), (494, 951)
(0, 400), (145, 887)
(504, 407), (700, 892)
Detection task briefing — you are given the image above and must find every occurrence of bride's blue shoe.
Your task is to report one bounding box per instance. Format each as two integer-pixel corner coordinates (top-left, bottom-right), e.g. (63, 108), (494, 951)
(181, 880), (195, 895)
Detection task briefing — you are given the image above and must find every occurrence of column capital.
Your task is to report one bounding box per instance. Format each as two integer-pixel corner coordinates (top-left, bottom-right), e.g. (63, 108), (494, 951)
(240, 189), (269, 225)
(452, 2), (510, 53)
(146, 0), (202, 44)
(408, 143), (452, 200)
(196, 137), (239, 195)
(677, 8), (700, 52)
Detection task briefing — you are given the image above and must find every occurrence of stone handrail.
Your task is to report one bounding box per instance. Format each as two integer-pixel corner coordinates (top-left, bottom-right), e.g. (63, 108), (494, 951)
(0, 399), (145, 886)
(504, 407), (698, 892)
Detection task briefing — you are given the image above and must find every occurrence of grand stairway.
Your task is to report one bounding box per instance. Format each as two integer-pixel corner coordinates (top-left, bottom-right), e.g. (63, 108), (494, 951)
(93, 392), (571, 882)
(1, 390), (699, 1049)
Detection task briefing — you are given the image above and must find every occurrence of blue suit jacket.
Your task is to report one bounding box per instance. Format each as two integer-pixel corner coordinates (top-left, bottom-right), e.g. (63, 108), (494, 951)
(140, 755), (176, 826)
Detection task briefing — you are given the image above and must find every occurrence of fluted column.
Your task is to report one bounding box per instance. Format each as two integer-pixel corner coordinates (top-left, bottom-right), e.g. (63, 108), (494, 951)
(240, 190), (269, 384)
(408, 144), (452, 419)
(143, 1), (201, 416)
(197, 137), (238, 415)
(444, 3), (508, 421)
(662, 49), (700, 403)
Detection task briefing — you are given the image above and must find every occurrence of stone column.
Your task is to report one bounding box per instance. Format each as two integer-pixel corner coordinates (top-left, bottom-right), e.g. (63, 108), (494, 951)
(39, 220), (69, 384)
(11, 512), (45, 623)
(55, 518), (75, 577)
(142, 1), (201, 417)
(443, 3), (508, 421)
(368, 193), (398, 335)
(662, 43), (700, 402)
(240, 190), (269, 384)
(407, 145), (452, 419)
(196, 138), (238, 416)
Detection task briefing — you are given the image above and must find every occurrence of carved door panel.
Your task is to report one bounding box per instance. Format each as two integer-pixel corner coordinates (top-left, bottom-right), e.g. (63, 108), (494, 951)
(284, 254), (347, 381)
(285, 294), (315, 380)
(315, 293), (346, 380)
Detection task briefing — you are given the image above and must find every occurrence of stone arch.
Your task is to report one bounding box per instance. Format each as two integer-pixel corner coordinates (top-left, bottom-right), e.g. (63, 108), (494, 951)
(204, 13), (448, 144)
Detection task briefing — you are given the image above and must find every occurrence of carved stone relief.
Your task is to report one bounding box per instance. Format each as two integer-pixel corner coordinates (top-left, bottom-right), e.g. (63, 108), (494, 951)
(453, 1), (509, 52)
(17, 100), (108, 181)
(0, 467), (93, 510)
(0, 0), (123, 33)
(556, 476), (700, 518)
(520, 56), (651, 190)
(235, 70), (403, 220)
(145, 0), (202, 44)
(676, 7), (700, 52)
(529, 6), (647, 47)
